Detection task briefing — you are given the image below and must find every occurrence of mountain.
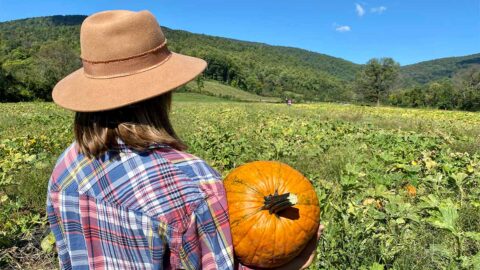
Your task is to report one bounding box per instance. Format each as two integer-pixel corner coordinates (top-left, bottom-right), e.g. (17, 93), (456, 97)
(400, 53), (480, 85)
(1, 15), (478, 103)
(0, 15), (359, 102)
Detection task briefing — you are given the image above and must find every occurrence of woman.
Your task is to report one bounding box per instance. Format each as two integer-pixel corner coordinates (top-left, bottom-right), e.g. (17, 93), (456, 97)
(48, 10), (321, 269)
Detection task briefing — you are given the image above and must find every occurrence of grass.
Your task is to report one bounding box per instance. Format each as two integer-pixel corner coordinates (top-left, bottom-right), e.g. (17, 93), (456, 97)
(173, 92), (232, 103)
(185, 80), (281, 102)
(0, 94), (479, 269)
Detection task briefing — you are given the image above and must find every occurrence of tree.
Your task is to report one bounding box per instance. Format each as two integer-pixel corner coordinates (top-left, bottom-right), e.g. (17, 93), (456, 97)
(30, 40), (81, 100)
(195, 74), (205, 91)
(454, 66), (480, 111)
(388, 80), (458, 110)
(0, 67), (9, 101)
(355, 58), (400, 105)
(0, 65), (26, 102)
(426, 80), (457, 110)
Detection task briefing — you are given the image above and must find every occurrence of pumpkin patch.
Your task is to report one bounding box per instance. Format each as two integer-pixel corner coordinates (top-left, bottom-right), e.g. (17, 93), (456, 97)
(1, 102), (480, 269)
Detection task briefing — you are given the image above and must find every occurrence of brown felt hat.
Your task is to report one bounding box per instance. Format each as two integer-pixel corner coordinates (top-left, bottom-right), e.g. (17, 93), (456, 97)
(52, 10), (207, 112)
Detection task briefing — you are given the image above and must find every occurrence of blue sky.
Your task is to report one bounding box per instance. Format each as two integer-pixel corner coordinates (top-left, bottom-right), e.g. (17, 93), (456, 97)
(0, 0), (479, 65)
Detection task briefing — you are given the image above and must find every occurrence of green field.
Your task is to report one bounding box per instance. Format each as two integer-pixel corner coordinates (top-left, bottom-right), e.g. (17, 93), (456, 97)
(173, 92), (233, 102)
(184, 80), (282, 102)
(1, 95), (479, 269)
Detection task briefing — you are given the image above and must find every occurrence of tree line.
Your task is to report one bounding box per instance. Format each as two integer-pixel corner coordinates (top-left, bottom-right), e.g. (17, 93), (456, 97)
(354, 58), (480, 111)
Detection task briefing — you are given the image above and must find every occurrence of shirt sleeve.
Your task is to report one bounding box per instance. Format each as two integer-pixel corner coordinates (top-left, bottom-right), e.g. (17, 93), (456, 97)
(174, 180), (255, 270)
(46, 190), (72, 269)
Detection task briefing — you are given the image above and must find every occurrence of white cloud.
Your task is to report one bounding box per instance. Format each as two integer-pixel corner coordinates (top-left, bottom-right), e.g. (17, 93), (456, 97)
(355, 3), (365, 17)
(335, 25), (351, 32)
(371, 6), (387, 14)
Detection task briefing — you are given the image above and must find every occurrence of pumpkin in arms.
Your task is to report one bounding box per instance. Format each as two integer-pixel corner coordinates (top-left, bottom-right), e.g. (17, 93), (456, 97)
(224, 161), (320, 268)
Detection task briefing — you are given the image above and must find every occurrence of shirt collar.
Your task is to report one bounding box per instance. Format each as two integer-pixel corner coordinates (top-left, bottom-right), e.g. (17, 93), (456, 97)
(111, 138), (172, 152)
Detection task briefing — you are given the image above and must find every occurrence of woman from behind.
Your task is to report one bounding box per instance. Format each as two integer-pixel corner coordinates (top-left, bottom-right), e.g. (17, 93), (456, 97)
(47, 9), (320, 270)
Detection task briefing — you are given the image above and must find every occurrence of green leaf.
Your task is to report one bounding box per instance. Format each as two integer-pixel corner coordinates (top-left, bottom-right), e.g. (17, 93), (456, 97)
(464, 232), (480, 241)
(0, 194), (8, 204)
(425, 199), (458, 233)
(395, 218), (405, 224)
(41, 232), (56, 253)
(472, 253), (480, 270)
(451, 172), (468, 183)
(34, 161), (49, 169)
(419, 194), (441, 209)
(24, 154), (36, 162)
(405, 164), (422, 173)
(369, 262), (384, 270)
(461, 253), (480, 270)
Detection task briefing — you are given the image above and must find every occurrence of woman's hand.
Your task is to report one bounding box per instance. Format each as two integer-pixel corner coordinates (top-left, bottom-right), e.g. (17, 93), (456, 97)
(275, 224), (324, 270)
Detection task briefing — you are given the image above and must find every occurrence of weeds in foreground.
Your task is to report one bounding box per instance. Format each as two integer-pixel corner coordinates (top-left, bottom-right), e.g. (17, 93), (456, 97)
(0, 101), (479, 269)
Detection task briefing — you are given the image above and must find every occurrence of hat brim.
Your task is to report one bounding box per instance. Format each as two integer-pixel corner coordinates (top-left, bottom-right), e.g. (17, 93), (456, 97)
(52, 52), (207, 112)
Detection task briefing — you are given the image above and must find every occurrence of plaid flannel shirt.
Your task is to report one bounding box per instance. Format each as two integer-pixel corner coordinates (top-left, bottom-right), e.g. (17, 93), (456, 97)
(47, 141), (250, 270)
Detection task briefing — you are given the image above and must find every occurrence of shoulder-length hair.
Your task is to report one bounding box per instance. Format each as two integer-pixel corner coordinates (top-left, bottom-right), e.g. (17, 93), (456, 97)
(74, 92), (186, 157)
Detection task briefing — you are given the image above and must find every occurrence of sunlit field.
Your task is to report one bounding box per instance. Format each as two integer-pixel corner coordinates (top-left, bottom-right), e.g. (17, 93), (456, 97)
(1, 95), (479, 269)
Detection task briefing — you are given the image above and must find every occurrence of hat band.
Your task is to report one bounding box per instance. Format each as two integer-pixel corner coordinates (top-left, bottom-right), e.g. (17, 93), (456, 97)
(82, 42), (171, 79)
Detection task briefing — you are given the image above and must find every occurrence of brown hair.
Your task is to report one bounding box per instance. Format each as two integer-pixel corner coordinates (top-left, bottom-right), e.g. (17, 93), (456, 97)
(74, 92), (186, 157)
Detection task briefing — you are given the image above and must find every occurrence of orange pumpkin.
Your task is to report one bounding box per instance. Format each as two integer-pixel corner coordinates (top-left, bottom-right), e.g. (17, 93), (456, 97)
(405, 184), (417, 197)
(224, 161), (320, 268)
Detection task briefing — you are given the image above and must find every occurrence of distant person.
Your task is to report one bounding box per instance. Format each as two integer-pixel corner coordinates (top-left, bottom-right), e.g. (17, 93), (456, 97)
(47, 10), (321, 270)
(288, 98), (293, 106)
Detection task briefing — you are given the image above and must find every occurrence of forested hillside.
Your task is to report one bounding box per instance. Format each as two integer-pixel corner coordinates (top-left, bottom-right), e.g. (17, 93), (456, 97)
(400, 53), (480, 85)
(1, 15), (478, 107)
(0, 15), (359, 102)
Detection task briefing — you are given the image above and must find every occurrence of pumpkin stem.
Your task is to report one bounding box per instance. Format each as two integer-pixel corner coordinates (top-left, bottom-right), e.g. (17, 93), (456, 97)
(262, 190), (298, 214)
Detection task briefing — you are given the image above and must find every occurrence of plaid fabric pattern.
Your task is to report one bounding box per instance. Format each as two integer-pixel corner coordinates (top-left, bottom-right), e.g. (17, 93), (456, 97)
(47, 141), (246, 270)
